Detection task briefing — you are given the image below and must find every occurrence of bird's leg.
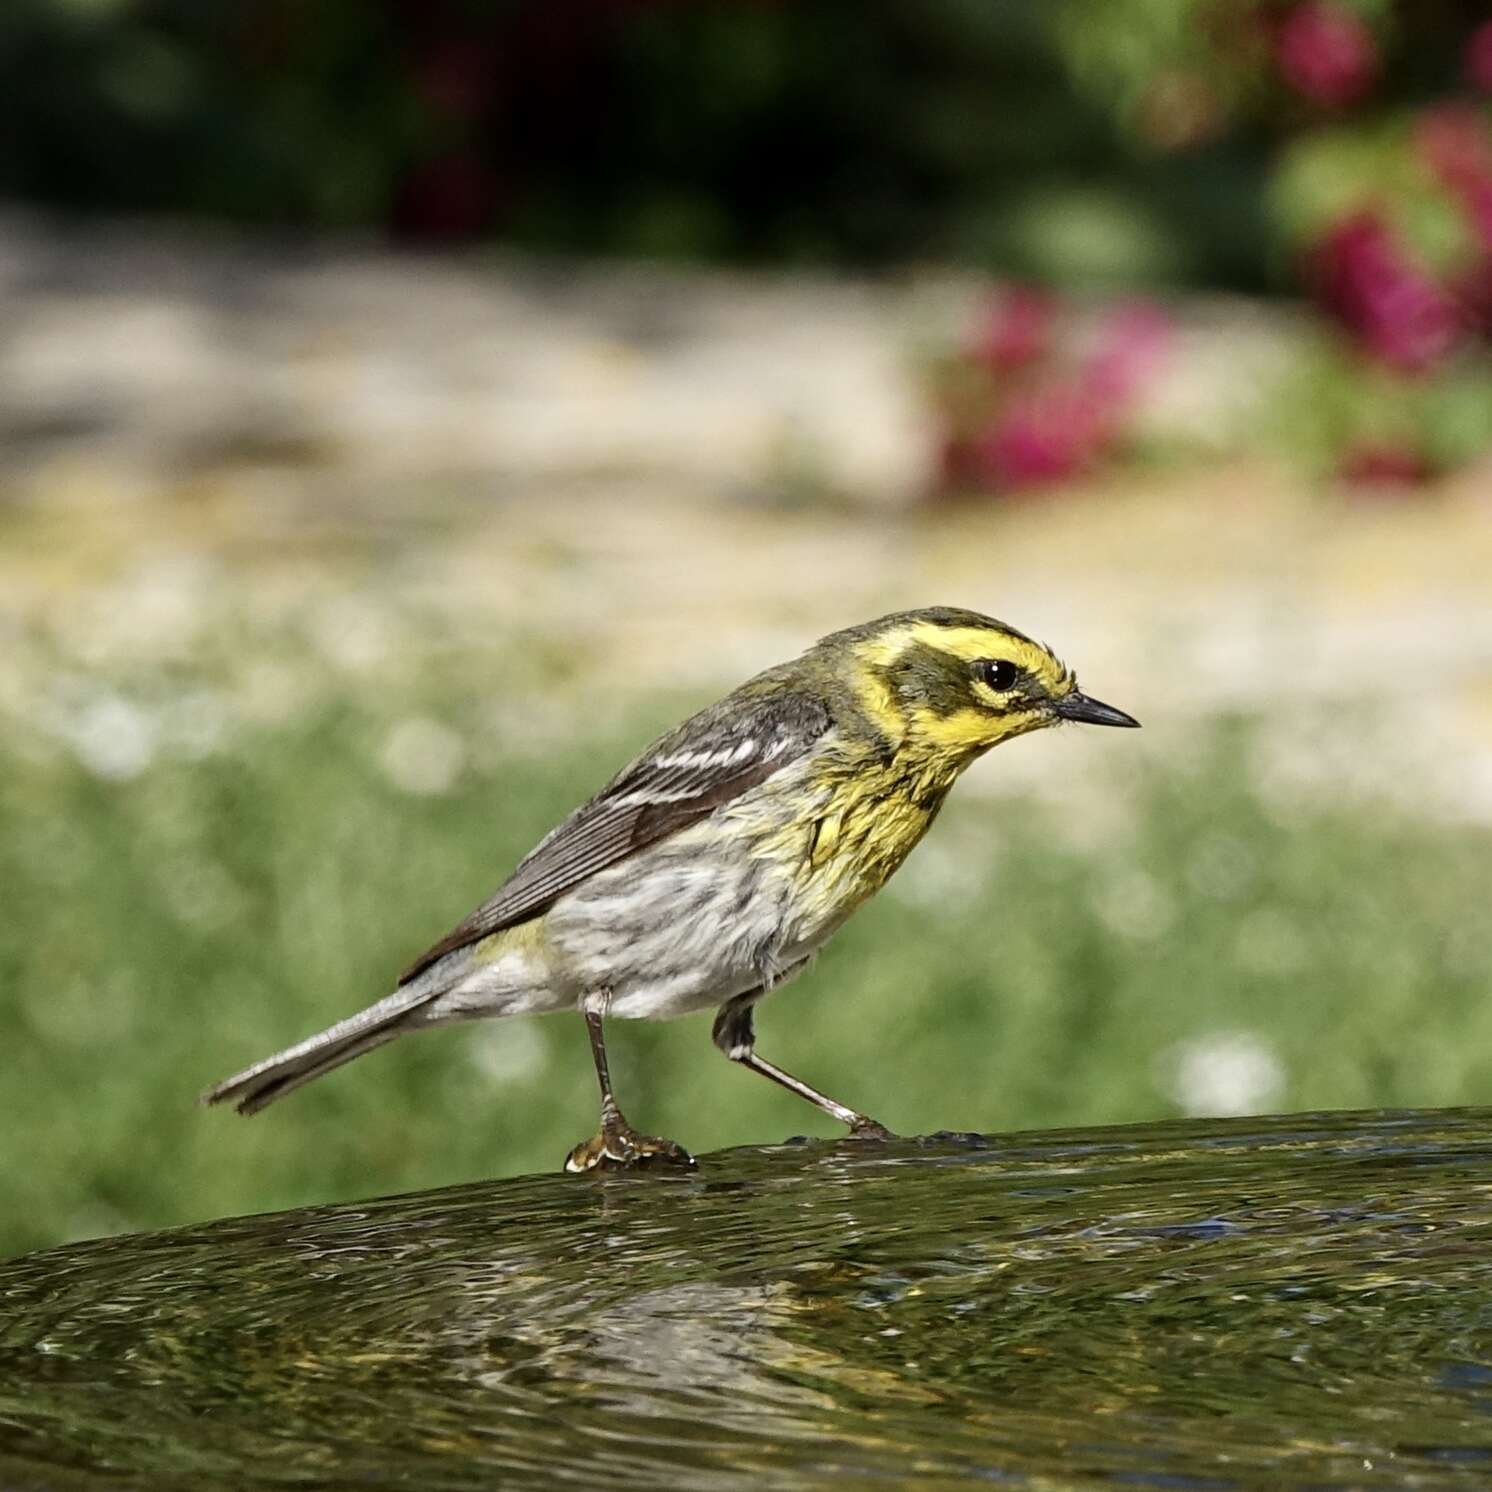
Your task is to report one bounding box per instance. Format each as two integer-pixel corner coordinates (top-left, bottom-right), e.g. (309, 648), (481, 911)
(712, 992), (895, 1142)
(564, 992), (695, 1173)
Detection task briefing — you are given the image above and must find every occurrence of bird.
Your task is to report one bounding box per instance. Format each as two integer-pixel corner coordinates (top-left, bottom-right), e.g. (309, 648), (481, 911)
(203, 606), (1138, 1172)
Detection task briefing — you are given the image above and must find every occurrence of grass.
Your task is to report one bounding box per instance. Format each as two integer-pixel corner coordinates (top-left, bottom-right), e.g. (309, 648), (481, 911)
(3, 645), (1491, 1261)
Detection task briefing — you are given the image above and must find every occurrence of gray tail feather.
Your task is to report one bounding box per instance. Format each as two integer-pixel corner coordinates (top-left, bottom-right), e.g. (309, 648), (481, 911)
(200, 986), (437, 1117)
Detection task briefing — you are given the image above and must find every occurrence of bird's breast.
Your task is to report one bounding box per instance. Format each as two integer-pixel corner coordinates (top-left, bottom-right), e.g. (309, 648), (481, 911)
(734, 749), (958, 938)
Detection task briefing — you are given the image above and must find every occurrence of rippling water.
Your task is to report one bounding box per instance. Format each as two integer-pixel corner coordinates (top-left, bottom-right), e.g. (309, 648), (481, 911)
(4, 1109), (1492, 1488)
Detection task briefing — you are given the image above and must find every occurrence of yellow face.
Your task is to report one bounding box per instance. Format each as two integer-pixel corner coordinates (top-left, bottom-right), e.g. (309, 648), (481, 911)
(849, 612), (1136, 759)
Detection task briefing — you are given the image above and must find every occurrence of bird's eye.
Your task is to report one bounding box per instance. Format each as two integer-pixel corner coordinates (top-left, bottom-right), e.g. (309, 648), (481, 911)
(975, 658), (1020, 692)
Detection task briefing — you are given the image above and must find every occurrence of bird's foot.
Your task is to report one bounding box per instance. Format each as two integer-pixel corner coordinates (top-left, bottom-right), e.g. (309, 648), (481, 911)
(844, 1116), (896, 1142)
(563, 1119), (696, 1174)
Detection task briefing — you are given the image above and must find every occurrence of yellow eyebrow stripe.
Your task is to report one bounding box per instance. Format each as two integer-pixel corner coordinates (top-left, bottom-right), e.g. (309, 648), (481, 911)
(905, 623), (1068, 689)
(905, 623), (1028, 664)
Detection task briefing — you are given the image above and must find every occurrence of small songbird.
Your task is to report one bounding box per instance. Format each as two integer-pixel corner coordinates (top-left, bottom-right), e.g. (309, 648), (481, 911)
(204, 607), (1138, 1171)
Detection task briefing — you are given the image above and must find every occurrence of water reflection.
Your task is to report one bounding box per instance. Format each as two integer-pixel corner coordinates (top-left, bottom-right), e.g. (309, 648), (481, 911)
(4, 1111), (1492, 1487)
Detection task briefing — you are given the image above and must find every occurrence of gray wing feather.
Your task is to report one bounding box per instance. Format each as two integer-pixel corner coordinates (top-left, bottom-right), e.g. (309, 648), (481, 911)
(398, 687), (829, 984)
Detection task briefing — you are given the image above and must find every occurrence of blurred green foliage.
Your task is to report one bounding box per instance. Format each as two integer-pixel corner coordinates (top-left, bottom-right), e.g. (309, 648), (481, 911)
(4, 676), (1490, 1260)
(3, 1), (1486, 297)
(0, 0), (1271, 286)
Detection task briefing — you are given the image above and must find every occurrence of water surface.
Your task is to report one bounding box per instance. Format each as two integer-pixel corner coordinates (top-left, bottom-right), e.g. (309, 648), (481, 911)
(4, 1109), (1492, 1488)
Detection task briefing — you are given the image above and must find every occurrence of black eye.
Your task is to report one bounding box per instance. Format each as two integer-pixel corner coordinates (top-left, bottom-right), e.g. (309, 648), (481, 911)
(975, 658), (1020, 692)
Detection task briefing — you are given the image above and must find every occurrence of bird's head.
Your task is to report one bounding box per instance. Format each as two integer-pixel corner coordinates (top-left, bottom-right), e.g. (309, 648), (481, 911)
(826, 606), (1138, 761)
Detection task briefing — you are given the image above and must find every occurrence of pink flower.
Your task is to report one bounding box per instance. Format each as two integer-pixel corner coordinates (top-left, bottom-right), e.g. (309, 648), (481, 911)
(973, 385), (1110, 490)
(1275, 2), (1378, 109)
(1467, 21), (1492, 95)
(1416, 105), (1492, 185)
(1311, 211), (1462, 372)
(1080, 300), (1173, 406)
(1416, 105), (1492, 256)
(972, 287), (1058, 378)
(949, 293), (1170, 493)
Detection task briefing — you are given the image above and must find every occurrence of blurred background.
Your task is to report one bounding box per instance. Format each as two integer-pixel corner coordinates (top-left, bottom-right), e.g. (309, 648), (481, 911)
(2, 0), (1491, 1257)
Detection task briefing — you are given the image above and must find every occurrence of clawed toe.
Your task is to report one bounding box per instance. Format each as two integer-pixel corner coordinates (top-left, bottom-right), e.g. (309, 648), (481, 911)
(563, 1124), (696, 1174)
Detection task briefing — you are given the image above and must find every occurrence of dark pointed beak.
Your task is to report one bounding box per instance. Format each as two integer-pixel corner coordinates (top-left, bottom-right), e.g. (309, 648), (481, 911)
(1054, 692), (1140, 728)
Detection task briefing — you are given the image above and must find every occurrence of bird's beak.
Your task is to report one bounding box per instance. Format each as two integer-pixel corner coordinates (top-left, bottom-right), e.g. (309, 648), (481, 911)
(1054, 692), (1141, 728)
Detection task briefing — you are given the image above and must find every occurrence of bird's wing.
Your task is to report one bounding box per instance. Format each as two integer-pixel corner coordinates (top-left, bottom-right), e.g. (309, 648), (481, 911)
(398, 688), (830, 984)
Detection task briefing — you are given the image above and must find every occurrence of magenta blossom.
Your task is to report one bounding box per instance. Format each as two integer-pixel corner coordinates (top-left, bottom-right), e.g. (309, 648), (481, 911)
(943, 291), (1170, 494)
(1467, 21), (1492, 95)
(1311, 212), (1462, 372)
(973, 384), (1111, 490)
(1080, 301), (1173, 406)
(1416, 106), (1492, 256)
(1275, 2), (1378, 109)
(972, 287), (1058, 377)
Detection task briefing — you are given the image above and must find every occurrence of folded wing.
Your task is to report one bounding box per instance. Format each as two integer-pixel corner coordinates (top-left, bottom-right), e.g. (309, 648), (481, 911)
(398, 688), (830, 984)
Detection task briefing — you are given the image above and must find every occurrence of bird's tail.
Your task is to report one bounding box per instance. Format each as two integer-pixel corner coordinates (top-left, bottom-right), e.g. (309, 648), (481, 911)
(200, 985), (439, 1116)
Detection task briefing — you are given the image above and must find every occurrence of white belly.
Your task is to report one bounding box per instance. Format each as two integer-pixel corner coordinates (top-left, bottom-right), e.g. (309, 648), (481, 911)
(542, 825), (818, 1019)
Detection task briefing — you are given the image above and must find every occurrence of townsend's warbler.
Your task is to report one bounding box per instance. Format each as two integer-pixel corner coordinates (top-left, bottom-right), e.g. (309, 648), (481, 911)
(204, 606), (1138, 1171)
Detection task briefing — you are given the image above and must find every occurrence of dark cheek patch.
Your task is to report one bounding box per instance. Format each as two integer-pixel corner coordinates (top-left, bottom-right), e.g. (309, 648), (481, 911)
(876, 642), (978, 718)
